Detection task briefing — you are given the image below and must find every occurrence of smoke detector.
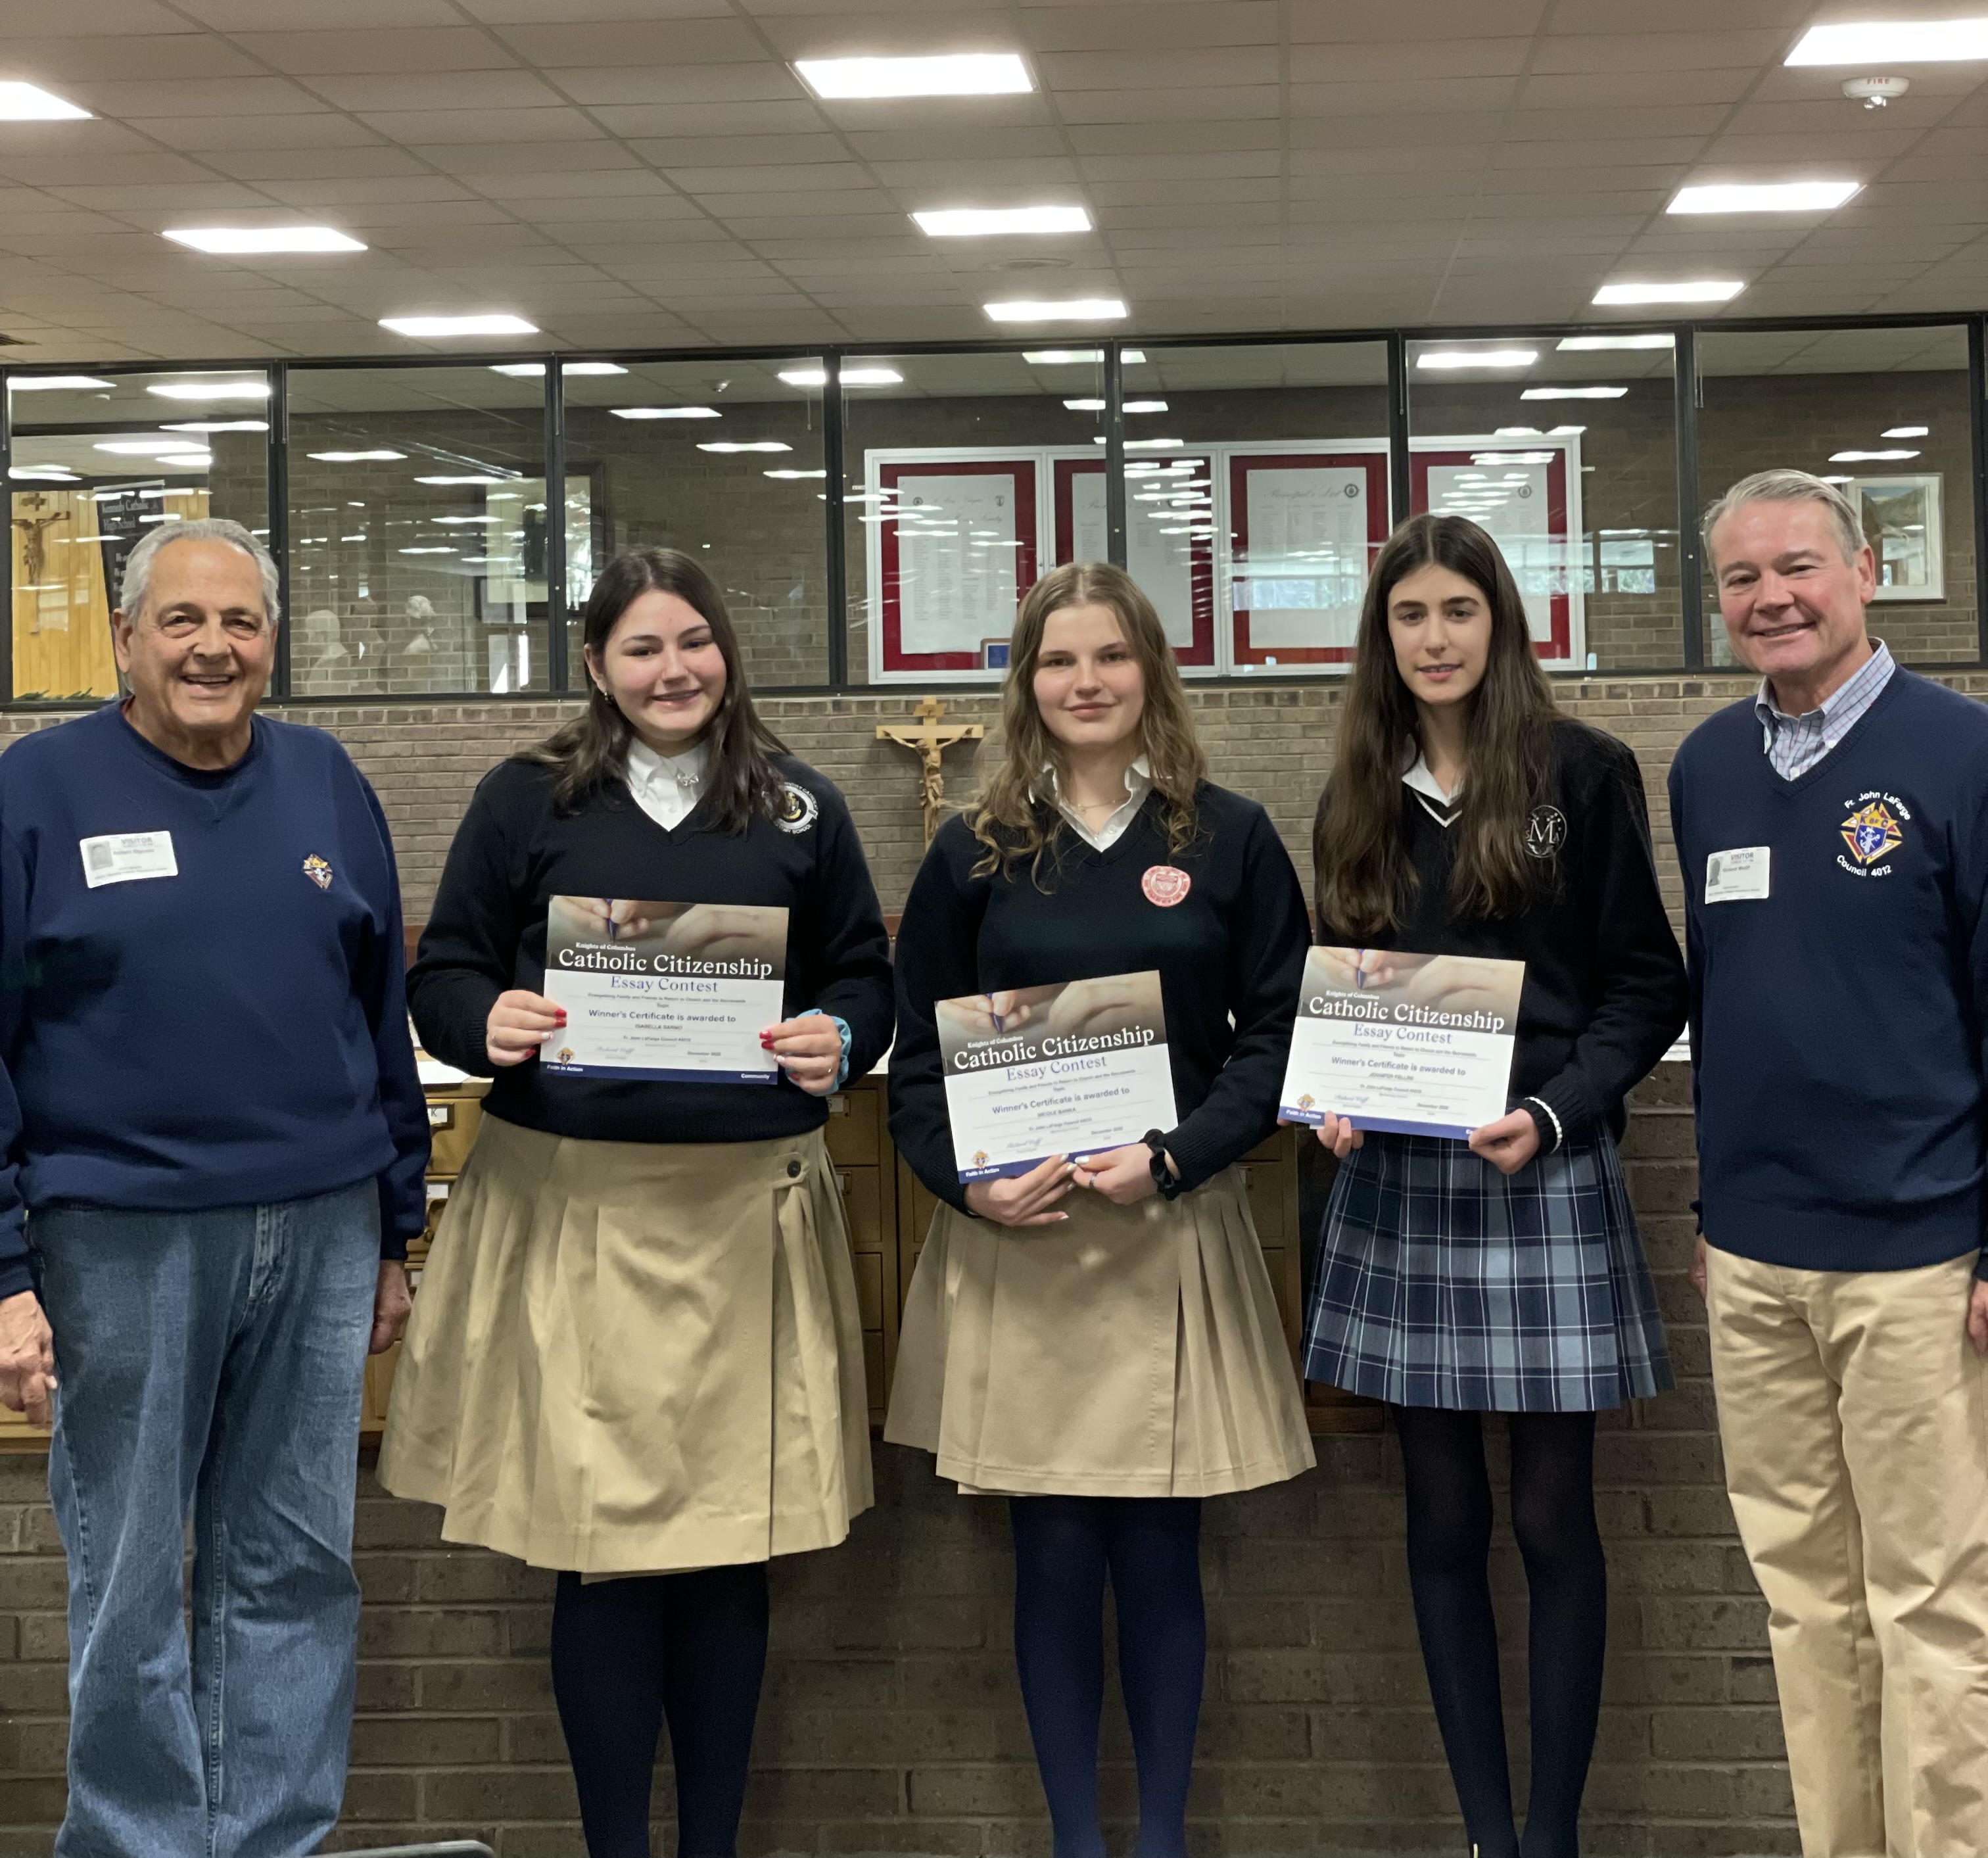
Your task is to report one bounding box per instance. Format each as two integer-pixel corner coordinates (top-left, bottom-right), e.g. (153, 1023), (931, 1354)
(1842, 76), (1910, 108)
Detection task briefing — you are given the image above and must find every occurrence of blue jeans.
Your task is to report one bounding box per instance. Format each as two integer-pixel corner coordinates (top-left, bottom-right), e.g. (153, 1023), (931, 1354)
(28, 1181), (379, 1858)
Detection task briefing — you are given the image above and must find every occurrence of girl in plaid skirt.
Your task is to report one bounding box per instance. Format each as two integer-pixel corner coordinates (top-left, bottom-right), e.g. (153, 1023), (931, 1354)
(1304, 514), (1686, 1858)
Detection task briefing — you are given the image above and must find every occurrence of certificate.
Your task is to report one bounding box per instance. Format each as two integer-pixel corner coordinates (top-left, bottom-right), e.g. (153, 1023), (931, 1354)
(540, 896), (788, 1084)
(1278, 948), (1525, 1139)
(937, 970), (1179, 1183)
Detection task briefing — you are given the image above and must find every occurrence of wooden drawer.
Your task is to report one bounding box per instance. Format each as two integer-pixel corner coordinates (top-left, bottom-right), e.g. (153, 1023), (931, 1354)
(425, 1093), (483, 1176)
(824, 1085), (882, 1166)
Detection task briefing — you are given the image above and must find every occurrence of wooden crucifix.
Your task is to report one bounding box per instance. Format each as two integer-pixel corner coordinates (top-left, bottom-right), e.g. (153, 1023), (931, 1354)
(876, 696), (985, 844)
(11, 490), (70, 588)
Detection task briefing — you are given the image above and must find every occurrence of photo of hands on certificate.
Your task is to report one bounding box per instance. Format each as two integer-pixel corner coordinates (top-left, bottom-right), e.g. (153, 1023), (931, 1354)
(1279, 946), (1525, 1145)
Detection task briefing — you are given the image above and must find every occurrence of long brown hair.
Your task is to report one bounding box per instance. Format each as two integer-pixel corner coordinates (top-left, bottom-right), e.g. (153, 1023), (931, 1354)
(969, 561), (1208, 882)
(1314, 514), (1559, 937)
(524, 546), (788, 829)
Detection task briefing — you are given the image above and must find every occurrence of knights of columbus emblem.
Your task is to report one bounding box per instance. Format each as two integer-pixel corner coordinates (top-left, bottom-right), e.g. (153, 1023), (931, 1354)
(302, 853), (334, 890)
(1840, 801), (1904, 867)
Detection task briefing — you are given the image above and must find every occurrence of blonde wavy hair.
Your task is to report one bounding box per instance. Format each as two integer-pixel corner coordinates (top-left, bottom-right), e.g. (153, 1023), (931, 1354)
(969, 561), (1208, 882)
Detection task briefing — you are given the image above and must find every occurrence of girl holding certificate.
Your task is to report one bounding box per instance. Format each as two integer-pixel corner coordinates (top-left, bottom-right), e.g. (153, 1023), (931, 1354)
(888, 561), (1315, 1858)
(378, 547), (893, 1858)
(1304, 515), (1686, 1858)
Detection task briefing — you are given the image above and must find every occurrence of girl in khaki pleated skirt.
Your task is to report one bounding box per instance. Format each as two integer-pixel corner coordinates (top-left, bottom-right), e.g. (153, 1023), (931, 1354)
(377, 547), (893, 1858)
(885, 561), (1315, 1858)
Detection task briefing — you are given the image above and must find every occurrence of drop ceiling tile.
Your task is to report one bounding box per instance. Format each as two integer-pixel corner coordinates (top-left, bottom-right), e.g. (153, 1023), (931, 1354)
(1491, 137), (1710, 167)
(0, 121), (158, 158)
(589, 103), (830, 137)
(1080, 151), (1279, 182)
(460, 0), (730, 16)
(197, 149), (438, 183)
(1097, 202), (1280, 231)
(0, 0), (193, 30)
(1551, 0), (1810, 32)
(664, 162), (873, 192)
(123, 114), (388, 153)
(259, 178), (481, 206)
(750, 7), (1016, 58)
(471, 168), (685, 201)
(1289, 39), (1530, 81)
(312, 71), (573, 112)
(1064, 120), (1281, 156)
(556, 64), (805, 107)
(846, 128), (1070, 160)
(1723, 99), (1960, 135)
(870, 157), (1079, 188)
(712, 210), (910, 238)
(1518, 71), (1753, 108)
(1534, 29), (1790, 74)
(356, 108), (606, 144)
(1290, 78), (1525, 116)
(606, 133), (848, 170)
(1504, 106), (1731, 141)
(413, 143), (642, 174)
(1697, 131), (1922, 164)
(1057, 86), (1279, 124)
(812, 95), (1053, 131)
(1289, 113), (1505, 149)
(1039, 48), (1279, 88)
(1020, 3), (1279, 51)
(233, 30), (521, 75)
(9, 155), (249, 189)
(1288, 0), (1548, 39)
(1089, 177), (1279, 207)
(494, 19), (767, 64)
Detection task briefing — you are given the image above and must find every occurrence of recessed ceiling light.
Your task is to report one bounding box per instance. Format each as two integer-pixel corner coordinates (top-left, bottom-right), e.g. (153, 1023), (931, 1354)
(611, 406), (721, 419)
(308, 450), (406, 462)
(1477, 450), (1555, 465)
(7, 374), (114, 391)
(777, 366), (903, 387)
(415, 475), (513, 485)
(1090, 436), (1183, 450)
(985, 298), (1126, 323)
(1594, 281), (1745, 304)
(146, 380), (270, 401)
(1830, 448), (1920, 462)
(766, 469), (828, 479)
(698, 441), (793, 453)
(1821, 474), (1855, 484)
(95, 440), (204, 456)
(0, 82), (89, 120)
(1417, 349), (1538, 369)
(1496, 426), (1544, 436)
(1667, 181), (1862, 214)
(1022, 348), (1145, 365)
(1521, 386), (1628, 400)
(1787, 19), (1988, 64)
(380, 314), (539, 337)
(795, 53), (1031, 99)
(1064, 398), (1105, 411)
(1556, 335), (1674, 351)
(1882, 425), (1929, 438)
(399, 546), (456, 555)
(433, 515), (501, 525)
(160, 420), (268, 433)
(489, 361), (628, 377)
(164, 226), (365, 254)
(913, 206), (1090, 237)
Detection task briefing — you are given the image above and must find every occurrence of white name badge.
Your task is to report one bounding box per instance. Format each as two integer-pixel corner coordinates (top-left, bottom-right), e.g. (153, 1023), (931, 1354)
(80, 831), (178, 889)
(1705, 846), (1770, 904)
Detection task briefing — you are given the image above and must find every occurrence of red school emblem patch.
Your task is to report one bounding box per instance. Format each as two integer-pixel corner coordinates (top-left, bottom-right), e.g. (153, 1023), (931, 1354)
(1141, 865), (1191, 907)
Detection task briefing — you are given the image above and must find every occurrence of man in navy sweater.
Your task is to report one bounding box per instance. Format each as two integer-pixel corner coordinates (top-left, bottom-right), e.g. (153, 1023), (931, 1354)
(0, 520), (429, 1857)
(1670, 469), (1988, 1857)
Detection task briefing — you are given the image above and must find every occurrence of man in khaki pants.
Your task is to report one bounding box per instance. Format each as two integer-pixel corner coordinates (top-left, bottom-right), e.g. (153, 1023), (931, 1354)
(1669, 469), (1988, 1857)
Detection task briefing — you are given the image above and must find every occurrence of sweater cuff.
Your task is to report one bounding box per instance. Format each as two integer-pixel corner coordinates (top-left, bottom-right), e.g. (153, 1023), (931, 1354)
(1977, 1248), (1988, 1283)
(1520, 1097), (1565, 1157)
(0, 1256), (33, 1303)
(1526, 1069), (1598, 1151)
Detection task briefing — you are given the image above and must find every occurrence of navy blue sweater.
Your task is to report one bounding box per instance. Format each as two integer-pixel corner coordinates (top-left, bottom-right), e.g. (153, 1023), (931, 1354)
(0, 703), (431, 1302)
(1669, 669), (1988, 1276)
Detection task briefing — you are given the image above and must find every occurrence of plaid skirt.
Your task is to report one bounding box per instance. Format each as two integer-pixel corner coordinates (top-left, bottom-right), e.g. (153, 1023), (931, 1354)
(1302, 1130), (1672, 1412)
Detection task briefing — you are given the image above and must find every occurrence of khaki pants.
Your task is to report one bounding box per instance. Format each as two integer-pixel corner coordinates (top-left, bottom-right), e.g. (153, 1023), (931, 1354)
(1706, 1247), (1988, 1857)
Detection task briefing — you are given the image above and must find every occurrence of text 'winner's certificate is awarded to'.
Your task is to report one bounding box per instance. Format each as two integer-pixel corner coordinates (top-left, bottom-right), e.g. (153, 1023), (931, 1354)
(1278, 949), (1526, 1139)
(937, 971), (1179, 1183)
(541, 897), (789, 1084)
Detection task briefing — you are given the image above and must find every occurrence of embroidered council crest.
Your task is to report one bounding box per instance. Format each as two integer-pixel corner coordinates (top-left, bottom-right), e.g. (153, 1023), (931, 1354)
(302, 853), (333, 890)
(774, 782), (819, 835)
(1841, 801), (1904, 866)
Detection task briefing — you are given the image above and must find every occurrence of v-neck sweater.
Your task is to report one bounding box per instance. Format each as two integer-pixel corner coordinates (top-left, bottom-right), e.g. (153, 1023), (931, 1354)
(1669, 668), (1988, 1275)
(410, 753), (893, 1146)
(888, 784), (1312, 1212)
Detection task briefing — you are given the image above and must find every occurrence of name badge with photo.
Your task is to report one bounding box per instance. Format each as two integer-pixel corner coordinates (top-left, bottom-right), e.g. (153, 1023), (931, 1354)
(80, 831), (178, 889)
(1705, 846), (1770, 904)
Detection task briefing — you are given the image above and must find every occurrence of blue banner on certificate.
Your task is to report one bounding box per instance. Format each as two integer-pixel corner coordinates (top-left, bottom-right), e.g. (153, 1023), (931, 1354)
(542, 897), (788, 1083)
(1278, 948), (1524, 1139)
(938, 971), (1179, 1183)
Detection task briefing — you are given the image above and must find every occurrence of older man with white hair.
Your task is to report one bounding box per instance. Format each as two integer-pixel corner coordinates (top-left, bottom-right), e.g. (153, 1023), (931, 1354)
(1670, 469), (1988, 1857)
(0, 519), (429, 1857)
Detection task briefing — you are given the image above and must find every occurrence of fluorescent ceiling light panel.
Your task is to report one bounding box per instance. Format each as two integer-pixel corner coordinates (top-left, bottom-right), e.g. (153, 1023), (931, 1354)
(1883, 425), (1930, 438)
(1557, 335), (1674, 351)
(1091, 436), (1183, 450)
(379, 314), (538, 337)
(777, 366), (903, 387)
(1417, 349), (1538, 369)
(1064, 398), (1105, 411)
(1830, 448), (1920, 462)
(698, 441), (792, 453)
(1023, 348), (1145, 365)
(1594, 280), (1744, 304)
(95, 440), (202, 456)
(160, 420), (267, 433)
(1521, 386), (1628, 400)
(308, 450), (406, 462)
(797, 53), (1031, 99)
(1668, 181), (1861, 214)
(914, 205), (1089, 237)
(765, 469), (826, 479)
(611, 405), (719, 419)
(399, 546), (455, 555)
(985, 298), (1125, 322)
(8, 375), (114, 391)
(1496, 426), (1544, 436)
(489, 361), (627, 377)
(416, 475), (510, 485)
(164, 226), (364, 254)
(1787, 19), (1988, 64)
(1477, 450), (1555, 465)
(147, 381), (269, 401)
(0, 82), (89, 120)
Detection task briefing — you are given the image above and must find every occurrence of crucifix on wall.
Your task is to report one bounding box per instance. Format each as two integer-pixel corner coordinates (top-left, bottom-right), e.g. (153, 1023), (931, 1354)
(876, 696), (985, 844)
(12, 491), (70, 590)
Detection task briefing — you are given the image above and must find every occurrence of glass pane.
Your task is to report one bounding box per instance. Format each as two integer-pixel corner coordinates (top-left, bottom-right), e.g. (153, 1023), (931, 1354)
(1697, 325), (1975, 667)
(842, 350), (1105, 684)
(9, 368), (271, 702)
(1131, 341), (1388, 675)
(562, 358), (826, 687)
(1409, 334), (1681, 671)
(286, 366), (547, 696)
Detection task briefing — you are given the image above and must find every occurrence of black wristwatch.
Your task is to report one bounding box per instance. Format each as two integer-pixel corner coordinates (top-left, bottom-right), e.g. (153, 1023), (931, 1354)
(1143, 1129), (1185, 1201)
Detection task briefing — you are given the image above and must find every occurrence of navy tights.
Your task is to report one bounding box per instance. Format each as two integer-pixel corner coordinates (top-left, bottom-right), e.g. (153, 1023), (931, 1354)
(1008, 1495), (1206, 1858)
(1394, 1408), (1607, 1858)
(550, 1562), (770, 1858)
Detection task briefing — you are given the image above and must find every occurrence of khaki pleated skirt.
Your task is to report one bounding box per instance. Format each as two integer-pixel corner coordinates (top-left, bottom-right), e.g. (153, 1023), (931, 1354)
(885, 1166), (1314, 1498)
(377, 1113), (874, 1575)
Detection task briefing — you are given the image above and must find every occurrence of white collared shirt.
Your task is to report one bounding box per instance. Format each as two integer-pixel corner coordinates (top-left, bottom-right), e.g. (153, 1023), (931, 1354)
(623, 736), (708, 832)
(1051, 755), (1153, 851)
(1402, 751), (1461, 829)
(1754, 640), (1895, 782)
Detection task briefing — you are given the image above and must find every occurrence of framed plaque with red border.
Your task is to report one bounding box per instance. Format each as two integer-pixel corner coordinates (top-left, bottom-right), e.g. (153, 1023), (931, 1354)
(1051, 455), (1215, 668)
(874, 456), (1039, 677)
(1227, 449), (1390, 667)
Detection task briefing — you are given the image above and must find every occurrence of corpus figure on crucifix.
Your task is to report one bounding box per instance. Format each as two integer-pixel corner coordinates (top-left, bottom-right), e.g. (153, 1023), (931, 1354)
(876, 696), (985, 844)
(12, 492), (70, 588)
